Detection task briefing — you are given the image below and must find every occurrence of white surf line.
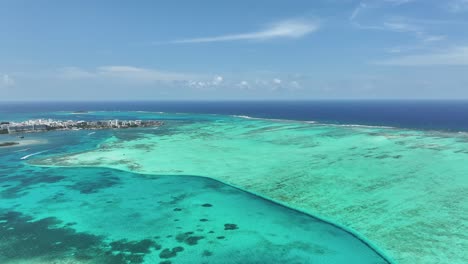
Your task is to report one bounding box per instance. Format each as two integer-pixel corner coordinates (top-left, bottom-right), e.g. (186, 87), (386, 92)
(87, 132), (96, 135)
(20, 150), (49, 160)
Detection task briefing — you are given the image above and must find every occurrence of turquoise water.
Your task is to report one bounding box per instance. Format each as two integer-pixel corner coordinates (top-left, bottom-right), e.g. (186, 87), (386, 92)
(0, 116), (389, 263)
(29, 111), (468, 264)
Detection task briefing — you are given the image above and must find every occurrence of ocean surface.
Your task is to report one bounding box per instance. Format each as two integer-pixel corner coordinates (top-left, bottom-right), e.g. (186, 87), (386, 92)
(0, 101), (467, 264)
(2, 100), (468, 131)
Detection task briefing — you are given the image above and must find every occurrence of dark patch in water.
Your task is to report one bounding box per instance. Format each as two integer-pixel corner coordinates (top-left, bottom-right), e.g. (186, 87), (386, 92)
(176, 232), (205, 246)
(0, 175), (65, 198)
(68, 176), (120, 194)
(216, 236), (225, 240)
(173, 208), (182, 211)
(173, 246), (184, 252)
(169, 194), (187, 204)
(201, 203), (212, 207)
(200, 218), (208, 222)
(202, 250), (213, 257)
(0, 210), (157, 264)
(0, 211), (101, 261)
(224, 223), (238, 230)
(159, 246), (184, 259)
(109, 238), (160, 254)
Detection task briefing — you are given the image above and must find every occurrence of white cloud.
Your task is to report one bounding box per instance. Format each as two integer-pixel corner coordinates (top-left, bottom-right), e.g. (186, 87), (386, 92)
(168, 19), (319, 44)
(55, 66), (304, 92)
(1, 74), (15, 87)
(212, 75), (223, 85)
(187, 75), (225, 90)
(237, 81), (251, 90)
(375, 46), (468, 66)
(289, 81), (302, 90)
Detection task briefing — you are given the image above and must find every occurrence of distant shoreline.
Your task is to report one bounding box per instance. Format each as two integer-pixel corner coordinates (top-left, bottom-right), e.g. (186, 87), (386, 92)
(1, 119), (163, 134)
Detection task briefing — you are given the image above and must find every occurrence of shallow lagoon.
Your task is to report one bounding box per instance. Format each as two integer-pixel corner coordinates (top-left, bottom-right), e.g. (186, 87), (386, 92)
(33, 111), (468, 264)
(0, 122), (388, 263)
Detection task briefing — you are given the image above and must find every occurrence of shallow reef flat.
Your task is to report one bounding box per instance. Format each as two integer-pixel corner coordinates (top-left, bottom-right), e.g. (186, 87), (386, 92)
(34, 113), (468, 264)
(0, 160), (387, 263)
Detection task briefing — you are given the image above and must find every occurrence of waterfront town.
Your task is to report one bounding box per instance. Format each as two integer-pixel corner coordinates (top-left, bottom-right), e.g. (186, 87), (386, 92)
(0, 119), (163, 134)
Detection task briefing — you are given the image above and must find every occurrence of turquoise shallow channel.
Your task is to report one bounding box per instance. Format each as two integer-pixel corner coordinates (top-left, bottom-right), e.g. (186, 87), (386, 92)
(1, 111), (467, 263)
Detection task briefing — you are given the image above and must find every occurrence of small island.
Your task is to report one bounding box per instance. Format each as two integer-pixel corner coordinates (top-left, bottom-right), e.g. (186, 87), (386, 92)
(0, 119), (163, 134)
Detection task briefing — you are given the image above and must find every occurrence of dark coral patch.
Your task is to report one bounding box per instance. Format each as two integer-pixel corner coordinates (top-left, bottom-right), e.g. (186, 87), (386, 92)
(202, 250), (213, 257)
(173, 246), (184, 253)
(159, 247), (184, 259)
(186, 236), (204, 245)
(68, 176), (120, 194)
(176, 232), (205, 246)
(201, 203), (212, 207)
(216, 236), (225, 240)
(0, 210), (160, 264)
(159, 248), (177, 259)
(224, 223), (238, 230)
(1, 175), (66, 198)
(173, 208), (182, 211)
(109, 238), (159, 254)
(200, 218), (208, 222)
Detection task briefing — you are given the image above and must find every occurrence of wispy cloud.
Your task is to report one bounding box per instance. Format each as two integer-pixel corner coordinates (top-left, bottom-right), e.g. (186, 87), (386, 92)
(96, 66), (198, 82)
(59, 66), (200, 82)
(350, 0), (415, 21)
(350, 2), (366, 21)
(354, 17), (446, 44)
(383, 0), (416, 6)
(375, 46), (468, 66)
(166, 19), (319, 44)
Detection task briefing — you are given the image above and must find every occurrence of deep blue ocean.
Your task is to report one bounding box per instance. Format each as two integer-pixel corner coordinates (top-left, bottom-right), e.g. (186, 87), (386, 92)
(1, 100), (468, 131)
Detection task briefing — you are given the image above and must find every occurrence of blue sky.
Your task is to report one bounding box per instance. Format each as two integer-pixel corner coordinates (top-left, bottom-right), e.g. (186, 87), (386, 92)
(1, 0), (468, 100)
